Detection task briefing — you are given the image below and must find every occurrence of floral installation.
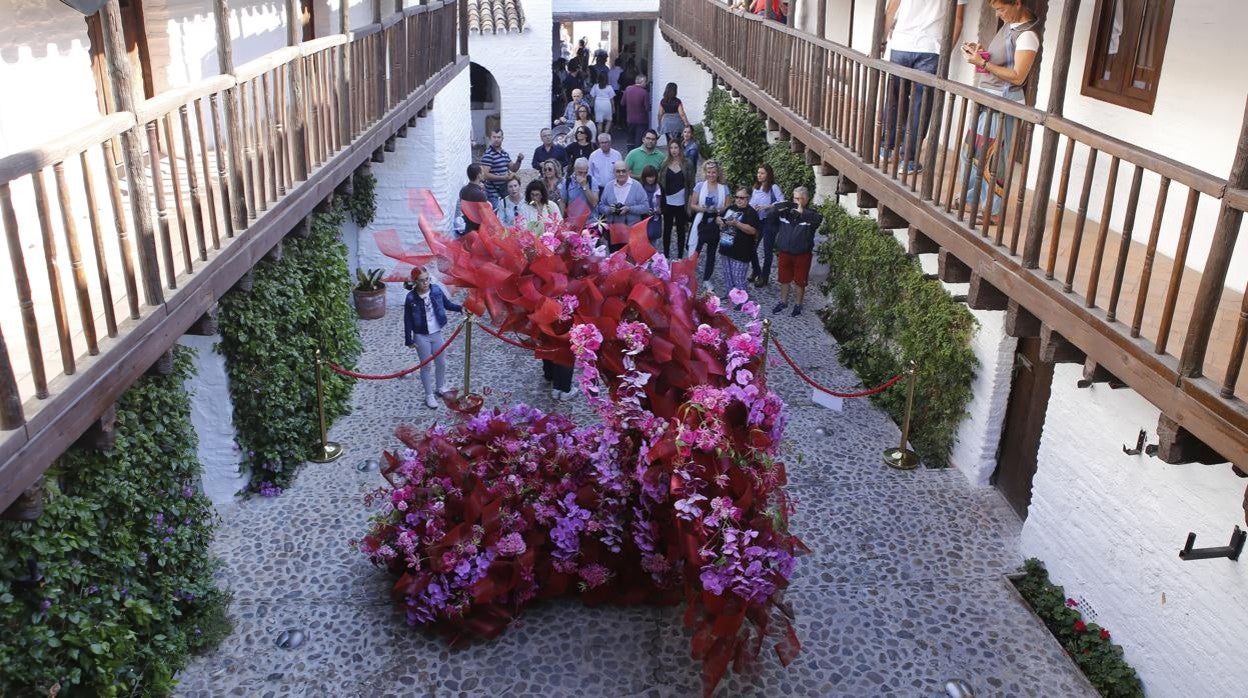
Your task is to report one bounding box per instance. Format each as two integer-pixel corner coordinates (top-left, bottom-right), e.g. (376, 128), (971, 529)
(362, 194), (807, 695)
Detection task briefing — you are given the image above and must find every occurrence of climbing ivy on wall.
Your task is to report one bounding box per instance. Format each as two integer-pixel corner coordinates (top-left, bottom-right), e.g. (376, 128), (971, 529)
(217, 197), (363, 494)
(815, 202), (978, 466)
(0, 347), (231, 697)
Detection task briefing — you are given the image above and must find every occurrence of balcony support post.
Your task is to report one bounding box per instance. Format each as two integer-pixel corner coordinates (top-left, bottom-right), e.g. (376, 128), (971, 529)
(212, 0), (249, 231)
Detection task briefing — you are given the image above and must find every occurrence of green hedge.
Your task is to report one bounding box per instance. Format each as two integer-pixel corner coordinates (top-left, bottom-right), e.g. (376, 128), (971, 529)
(0, 347), (230, 696)
(763, 139), (816, 198)
(1015, 559), (1145, 696)
(217, 200), (362, 494)
(704, 87), (767, 191)
(815, 201), (977, 466)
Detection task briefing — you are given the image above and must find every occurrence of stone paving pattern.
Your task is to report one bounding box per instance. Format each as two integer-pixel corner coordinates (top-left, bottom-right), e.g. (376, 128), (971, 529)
(175, 272), (1095, 697)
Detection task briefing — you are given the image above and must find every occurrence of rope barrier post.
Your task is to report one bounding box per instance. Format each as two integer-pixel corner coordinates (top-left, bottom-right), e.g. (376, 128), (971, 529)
(883, 360), (919, 470)
(760, 318), (772, 382)
(309, 346), (344, 463)
(461, 313), (475, 398)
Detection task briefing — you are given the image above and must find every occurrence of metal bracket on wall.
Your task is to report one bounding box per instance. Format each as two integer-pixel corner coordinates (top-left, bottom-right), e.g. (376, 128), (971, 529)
(1122, 429), (1158, 457)
(1178, 526), (1246, 561)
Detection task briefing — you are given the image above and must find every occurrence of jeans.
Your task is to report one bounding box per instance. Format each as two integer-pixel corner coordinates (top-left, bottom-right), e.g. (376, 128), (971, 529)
(883, 50), (940, 164)
(957, 86), (1024, 217)
(628, 122), (649, 151)
(411, 330), (447, 398)
(662, 203), (688, 258)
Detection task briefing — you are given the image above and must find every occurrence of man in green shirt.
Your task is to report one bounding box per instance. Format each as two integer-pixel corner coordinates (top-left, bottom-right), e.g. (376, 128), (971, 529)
(624, 130), (665, 179)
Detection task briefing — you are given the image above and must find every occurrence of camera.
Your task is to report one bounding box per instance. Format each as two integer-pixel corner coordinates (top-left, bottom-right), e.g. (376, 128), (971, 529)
(612, 203), (625, 214)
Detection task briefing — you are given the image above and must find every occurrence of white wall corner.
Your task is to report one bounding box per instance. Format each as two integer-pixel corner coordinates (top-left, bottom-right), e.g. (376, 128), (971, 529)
(949, 309), (1017, 487)
(177, 334), (246, 516)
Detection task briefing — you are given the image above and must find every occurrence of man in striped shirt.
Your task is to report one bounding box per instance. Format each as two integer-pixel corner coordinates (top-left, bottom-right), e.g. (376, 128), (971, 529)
(480, 129), (523, 206)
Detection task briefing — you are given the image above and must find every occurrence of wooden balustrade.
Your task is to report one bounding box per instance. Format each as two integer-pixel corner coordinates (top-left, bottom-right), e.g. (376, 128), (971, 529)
(662, 0), (1246, 465)
(0, 0), (461, 511)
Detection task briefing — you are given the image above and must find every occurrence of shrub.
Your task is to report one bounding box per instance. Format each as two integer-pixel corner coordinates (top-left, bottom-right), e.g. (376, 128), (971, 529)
(217, 200), (362, 494)
(763, 139), (816, 198)
(1014, 559), (1145, 697)
(0, 347), (230, 696)
(704, 88), (768, 191)
(815, 201), (977, 466)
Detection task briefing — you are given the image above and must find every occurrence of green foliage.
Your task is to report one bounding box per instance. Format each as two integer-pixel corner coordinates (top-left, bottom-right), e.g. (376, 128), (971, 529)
(763, 139), (816, 198)
(355, 268), (384, 292)
(704, 87), (768, 191)
(1015, 559), (1145, 697)
(0, 347), (231, 697)
(346, 172), (377, 228)
(815, 201), (977, 466)
(217, 200), (362, 493)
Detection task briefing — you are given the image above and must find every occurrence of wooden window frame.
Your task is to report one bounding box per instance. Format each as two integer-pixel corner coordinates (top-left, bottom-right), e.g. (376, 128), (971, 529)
(1080, 0), (1174, 115)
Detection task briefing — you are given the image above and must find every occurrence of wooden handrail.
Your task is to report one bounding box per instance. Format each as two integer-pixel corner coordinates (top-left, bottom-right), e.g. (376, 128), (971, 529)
(0, 113), (135, 187)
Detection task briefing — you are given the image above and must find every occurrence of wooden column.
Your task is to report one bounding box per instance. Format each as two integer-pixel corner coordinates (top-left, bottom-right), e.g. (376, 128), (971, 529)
(339, 0), (351, 142)
(212, 0), (249, 231)
(101, 0), (163, 306)
(1022, 0), (1081, 268)
(858, 0), (888, 159)
(0, 327), (21, 429)
(459, 0), (469, 57)
(919, 0), (961, 201)
(817, 0), (828, 39)
(1180, 95), (1248, 379)
(787, 0), (797, 29)
(287, 0), (309, 180)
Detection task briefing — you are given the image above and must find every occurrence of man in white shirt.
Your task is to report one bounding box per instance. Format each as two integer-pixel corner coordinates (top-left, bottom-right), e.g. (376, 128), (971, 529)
(881, 0), (965, 172)
(588, 133), (623, 197)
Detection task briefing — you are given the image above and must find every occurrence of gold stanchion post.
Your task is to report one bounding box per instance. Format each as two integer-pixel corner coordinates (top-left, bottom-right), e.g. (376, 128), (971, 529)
(760, 318), (772, 381)
(309, 346), (343, 463)
(883, 360), (919, 470)
(461, 313), (474, 398)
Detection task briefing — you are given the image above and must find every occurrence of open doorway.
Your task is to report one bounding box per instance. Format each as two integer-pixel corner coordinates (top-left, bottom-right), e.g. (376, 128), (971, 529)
(470, 62), (501, 157)
(992, 338), (1054, 519)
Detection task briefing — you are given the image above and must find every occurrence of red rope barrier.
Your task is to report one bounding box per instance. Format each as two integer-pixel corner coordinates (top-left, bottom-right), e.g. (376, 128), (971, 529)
(771, 336), (904, 398)
(326, 322), (464, 380)
(476, 321), (533, 349)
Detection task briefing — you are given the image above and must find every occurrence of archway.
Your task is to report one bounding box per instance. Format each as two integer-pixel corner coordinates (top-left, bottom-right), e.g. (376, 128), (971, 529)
(469, 61), (501, 153)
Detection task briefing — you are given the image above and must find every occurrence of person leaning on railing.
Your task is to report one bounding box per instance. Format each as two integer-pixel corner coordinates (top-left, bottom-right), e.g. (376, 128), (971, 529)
(956, 0), (1040, 225)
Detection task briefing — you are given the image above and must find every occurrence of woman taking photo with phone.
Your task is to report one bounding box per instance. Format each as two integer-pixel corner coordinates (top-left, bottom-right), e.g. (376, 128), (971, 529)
(956, 0), (1039, 225)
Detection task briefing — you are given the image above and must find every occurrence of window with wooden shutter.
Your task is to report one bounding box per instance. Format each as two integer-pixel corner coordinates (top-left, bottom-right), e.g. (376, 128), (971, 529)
(1080, 0), (1174, 113)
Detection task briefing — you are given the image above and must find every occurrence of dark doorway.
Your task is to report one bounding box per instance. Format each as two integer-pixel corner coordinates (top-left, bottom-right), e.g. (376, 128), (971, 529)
(992, 337), (1053, 519)
(86, 0), (155, 116)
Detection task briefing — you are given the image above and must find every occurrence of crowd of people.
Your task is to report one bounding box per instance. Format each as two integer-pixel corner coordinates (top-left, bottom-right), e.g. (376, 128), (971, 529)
(426, 0), (1041, 406)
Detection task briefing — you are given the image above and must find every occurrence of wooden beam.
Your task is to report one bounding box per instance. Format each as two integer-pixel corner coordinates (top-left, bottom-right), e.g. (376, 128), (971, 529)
(103, 0), (163, 305)
(397, 125), (408, 138)
(372, 147), (385, 163)
(857, 188), (879, 209)
(908, 226), (939, 254)
(837, 175), (858, 195)
(968, 273), (1009, 311)
(1022, 0), (1082, 267)
(383, 135), (397, 152)
(264, 239), (284, 264)
(789, 138), (804, 154)
(804, 149), (822, 165)
(1005, 299), (1040, 338)
(74, 404), (117, 451)
(767, 117), (779, 131)
(938, 249), (971, 283)
(288, 215), (311, 239)
(1156, 414), (1227, 465)
(146, 349), (175, 376)
(878, 205), (908, 230)
(1078, 359), (1126, 389)
(186, 305), (220, 336)
(820, 162), (838, 177)
(1040, 325), (1086, 364)
(1, 480), (42, 521)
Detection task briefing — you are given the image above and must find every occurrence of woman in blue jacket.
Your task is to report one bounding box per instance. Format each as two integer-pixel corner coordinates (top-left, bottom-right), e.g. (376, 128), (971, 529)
(404, 268), (463, 409)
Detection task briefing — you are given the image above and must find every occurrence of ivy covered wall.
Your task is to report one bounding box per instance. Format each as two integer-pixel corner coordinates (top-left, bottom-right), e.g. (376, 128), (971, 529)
(217, 199), (363, 495)
(0, 348), (230, 696)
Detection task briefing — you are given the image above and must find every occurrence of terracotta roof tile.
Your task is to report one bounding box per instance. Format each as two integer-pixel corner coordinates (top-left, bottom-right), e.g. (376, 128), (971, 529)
(468, 0), (525, 34)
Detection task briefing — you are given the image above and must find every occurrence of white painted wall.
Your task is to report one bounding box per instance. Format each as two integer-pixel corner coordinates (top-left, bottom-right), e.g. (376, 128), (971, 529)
(650, 22), (715, 127)
(468, 0), (553, 168)
(349, 67), (472, 303)
(178, 334), (247, 514)
(1023, 365), (1247, 698)
(947, 309), (1015, 486)
(553, 0), (659, 16)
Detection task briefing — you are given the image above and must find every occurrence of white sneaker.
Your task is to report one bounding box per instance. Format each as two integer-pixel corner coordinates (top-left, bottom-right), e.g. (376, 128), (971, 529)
(550, 388), (560, 400)
(425, 394), (438, 409)
(436, 385), (452, 397)
(556, 389), (576, 401)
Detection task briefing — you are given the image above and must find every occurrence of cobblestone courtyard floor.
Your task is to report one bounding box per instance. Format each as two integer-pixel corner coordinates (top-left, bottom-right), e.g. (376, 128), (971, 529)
(175, 273), (1094, 697)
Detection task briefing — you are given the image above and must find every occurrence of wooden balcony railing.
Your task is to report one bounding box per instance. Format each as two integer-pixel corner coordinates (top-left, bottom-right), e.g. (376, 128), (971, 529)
(0, 0), (465, 511)
(661, 0), (1246, 466)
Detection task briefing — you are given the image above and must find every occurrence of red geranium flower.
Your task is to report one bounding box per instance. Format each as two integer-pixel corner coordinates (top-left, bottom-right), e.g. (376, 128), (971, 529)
(1100, 628), (1111, 641)
(1065, 597), (1079, 608)
(1074, 619), (1087, 632)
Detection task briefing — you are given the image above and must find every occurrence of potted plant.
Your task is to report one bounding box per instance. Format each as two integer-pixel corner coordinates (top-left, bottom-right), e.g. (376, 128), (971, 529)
(353, 268), (386, 320)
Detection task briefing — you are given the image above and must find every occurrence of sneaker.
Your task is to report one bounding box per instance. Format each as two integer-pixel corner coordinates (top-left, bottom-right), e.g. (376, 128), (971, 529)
(556, 389), (576, 401)
(550, 388), (560, 400)
(791, 304), (804, 317)
(878, 146), (890, 162)
(902, 161), (924, 174)
(425, 394), (438, 409)
(754, 278), (768, 288)
(703, 280), (714, 293)
(772, 302), (788, 314)
(436, 385), (452, 397)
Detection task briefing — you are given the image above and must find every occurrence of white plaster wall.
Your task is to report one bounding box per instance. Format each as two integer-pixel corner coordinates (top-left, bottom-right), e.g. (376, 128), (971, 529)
(1023, 365), (1248, 698)
(467, 2), (553, 168)
(349, 66), (471, 303)
(650, 22), (715, 127)
(177, 334), (247, 514)
(947, 309), (1015, 486)
(553, 0), (659, 16)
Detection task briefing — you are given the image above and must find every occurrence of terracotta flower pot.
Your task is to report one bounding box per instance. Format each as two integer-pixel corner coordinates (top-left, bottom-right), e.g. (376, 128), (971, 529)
(353, 288), (386, 320)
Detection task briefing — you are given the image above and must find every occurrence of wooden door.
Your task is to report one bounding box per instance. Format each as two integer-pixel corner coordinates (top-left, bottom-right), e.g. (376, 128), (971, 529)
(992, 337), (1053, 519)
(86, 0), (155, 115)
